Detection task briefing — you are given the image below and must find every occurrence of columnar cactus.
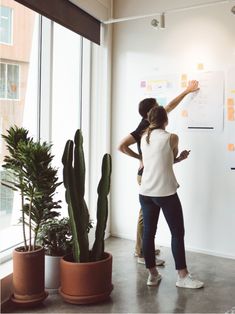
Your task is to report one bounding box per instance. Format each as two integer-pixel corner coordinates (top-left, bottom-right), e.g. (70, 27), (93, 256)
(91, 154), (112, 260)
(62, 129), (112, 262)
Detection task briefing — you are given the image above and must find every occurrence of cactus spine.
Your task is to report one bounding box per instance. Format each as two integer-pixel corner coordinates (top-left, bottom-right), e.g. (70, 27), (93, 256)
(62, 129), (112, 262)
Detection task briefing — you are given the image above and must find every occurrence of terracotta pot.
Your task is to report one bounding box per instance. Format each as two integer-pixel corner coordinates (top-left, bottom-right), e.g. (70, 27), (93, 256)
(59, 252), (113, 304)
(11, 246), (48, 305)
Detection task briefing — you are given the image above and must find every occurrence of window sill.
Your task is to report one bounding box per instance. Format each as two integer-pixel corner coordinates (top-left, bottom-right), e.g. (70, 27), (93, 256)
(0, 258), (12, 279)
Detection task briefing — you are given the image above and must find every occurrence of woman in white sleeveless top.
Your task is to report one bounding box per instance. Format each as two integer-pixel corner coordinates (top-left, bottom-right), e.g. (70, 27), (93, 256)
(139, 106), (204, 289)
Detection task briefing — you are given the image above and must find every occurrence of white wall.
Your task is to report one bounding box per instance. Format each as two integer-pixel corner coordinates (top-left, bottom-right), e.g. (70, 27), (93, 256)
(111, 0), (235, 258)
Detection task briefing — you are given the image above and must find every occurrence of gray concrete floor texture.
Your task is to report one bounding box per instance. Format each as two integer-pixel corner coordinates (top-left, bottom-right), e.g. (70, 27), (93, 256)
(4, 237), (235, 313)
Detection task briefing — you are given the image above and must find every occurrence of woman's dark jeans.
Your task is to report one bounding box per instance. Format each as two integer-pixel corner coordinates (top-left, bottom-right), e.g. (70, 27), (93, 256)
(139, 193), (187, 270)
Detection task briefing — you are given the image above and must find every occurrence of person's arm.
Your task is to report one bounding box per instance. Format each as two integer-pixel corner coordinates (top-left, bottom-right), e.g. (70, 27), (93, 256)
(169, 133), (179, 159)
(170, 134), (190, 163)
(118, 134), (141, 160)
(164, 80), (199, 113)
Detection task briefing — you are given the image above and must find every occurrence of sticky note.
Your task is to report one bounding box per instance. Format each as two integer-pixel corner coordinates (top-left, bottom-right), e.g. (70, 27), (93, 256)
(181, 74), (187, 81)
(197, 63), (204, 70)
(181, 110), (188, 117)
(140, 81), (146, 88)
(231, 90), (235, 94)
(181, 81), (187, 88)
(227, 107), (235, 121)
(146, 85), (152, 92)
(227, 144), (235, 151)
(227, 98), (234, 107)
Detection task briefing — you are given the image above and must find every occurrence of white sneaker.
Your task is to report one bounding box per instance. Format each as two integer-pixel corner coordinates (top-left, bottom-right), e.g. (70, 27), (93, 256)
(137, 257), (165, 266)
(176, 273), (204, 289)
(147, 273), (162, 286)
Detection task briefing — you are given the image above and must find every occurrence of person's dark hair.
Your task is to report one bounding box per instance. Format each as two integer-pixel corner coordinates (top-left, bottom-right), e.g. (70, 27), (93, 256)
(145, 106), (168, 144)
(138, 98), (158, 118)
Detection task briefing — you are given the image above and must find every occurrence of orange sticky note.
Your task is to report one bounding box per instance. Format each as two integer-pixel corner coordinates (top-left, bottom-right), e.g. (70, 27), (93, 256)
(197, 63), (204, 70)
(227, 144), (235, 151)
(227, 107), (235, 121)
(227, 98), (234, 107)
(181, 81), (187, 88)
(181, 110), (188, 117)
(181, 74), (187, 81)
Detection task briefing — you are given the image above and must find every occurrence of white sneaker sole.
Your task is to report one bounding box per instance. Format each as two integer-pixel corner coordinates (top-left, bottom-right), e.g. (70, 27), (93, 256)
(176, 282), (204, 289)
(147, 274), (162, 286)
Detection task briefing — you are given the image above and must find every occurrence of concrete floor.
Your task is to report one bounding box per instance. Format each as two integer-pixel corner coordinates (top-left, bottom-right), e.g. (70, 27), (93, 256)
(4, 237), (235, 313)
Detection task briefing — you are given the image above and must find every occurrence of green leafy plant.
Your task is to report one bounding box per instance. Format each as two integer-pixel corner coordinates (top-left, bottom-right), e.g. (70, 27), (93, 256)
(1, 126), (61, 251)
(37, 217), (72, 256)
(62, 129), (112, 263)
(37, 217), (93, 256)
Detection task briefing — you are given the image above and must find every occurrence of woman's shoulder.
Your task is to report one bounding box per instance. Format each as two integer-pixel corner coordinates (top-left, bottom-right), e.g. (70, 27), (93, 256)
(169, 132), (178, 139)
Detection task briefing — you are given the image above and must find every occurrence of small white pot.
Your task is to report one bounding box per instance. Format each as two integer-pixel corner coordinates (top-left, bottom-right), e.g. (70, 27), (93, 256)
(45, 255), (62, 293)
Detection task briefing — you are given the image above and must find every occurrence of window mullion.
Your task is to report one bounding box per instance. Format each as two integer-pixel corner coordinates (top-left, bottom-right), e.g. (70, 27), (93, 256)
(5, 64), (8, 99)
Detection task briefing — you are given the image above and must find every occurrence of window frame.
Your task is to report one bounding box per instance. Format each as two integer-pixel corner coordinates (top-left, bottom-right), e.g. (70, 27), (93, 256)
(0, 5), (13, 45)
(0, 62), (20, 101)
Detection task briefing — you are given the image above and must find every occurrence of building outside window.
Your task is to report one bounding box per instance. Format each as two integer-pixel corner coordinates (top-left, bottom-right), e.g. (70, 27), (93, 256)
(0, 63), (19, 100)
(0, 6), (13, 45)
(0, 1), (38, 260)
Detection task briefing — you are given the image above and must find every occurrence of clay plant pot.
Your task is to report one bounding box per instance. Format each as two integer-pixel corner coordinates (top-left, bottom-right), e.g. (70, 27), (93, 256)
(11, 246), (48, 306)
(59, 252), (113, 304)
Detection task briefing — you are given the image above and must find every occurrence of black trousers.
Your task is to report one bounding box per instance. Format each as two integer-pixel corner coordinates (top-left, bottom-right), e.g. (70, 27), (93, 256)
(139, 193), (187, 270)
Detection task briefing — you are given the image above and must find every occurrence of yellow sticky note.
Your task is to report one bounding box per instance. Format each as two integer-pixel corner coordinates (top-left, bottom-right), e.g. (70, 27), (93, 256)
(146, 85), (152, 92)
(181, 74), (187, 81)
(227, 98), (234, 107)
(197, 63), (204, 70)
(227, 144), (235, 152)
(227, 107), (235, 121)
(181, 110), (188, 117)
(231, 90), (235, 94)
(181, 81), (187, 88)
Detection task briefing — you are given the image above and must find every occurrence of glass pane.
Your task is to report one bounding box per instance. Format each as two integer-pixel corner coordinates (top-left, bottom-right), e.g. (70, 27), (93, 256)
(0, 4), (39, 254)
(0, 6), (12, 44)
(51, 22), (82, 216)
(7, 64), (19, 99)
(0, 63), (6, 98)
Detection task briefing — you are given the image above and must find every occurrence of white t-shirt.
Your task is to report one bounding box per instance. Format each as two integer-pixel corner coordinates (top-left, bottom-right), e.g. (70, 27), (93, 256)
(139, 129), (179, 197)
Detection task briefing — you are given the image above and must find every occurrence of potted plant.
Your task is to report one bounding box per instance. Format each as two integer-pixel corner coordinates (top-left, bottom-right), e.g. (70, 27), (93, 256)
(37, 216), (93, 293)
(1, 126), (61, 305)
(59, 129), (112, 304)
(37, 217), (72, 293)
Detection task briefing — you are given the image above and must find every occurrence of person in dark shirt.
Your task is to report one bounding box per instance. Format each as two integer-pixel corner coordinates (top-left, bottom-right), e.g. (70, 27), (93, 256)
(118, 80), (199, 265)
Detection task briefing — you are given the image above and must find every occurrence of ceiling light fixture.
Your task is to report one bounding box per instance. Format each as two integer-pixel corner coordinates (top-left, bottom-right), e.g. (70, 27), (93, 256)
(160, 13), (165, 29)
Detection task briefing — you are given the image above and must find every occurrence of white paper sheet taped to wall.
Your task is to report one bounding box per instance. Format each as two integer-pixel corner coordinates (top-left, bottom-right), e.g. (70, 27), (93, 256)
(179, 71), (224, 131)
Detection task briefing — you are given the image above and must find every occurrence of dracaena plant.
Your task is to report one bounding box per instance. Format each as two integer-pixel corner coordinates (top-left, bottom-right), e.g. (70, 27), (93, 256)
(1, 126), (61, 251)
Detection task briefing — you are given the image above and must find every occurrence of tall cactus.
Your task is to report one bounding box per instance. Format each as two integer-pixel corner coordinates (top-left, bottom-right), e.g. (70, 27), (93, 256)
(62, 129), (112, 263)
(62, 130), (89, 262)
(91, 154), (112, 261)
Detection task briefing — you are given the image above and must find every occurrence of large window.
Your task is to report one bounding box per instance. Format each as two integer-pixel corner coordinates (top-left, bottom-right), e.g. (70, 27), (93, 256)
(0, 4), (39, 260)
(0, 3), (95, 262)
(0, 6), (13, 45)
(0, 63), (19, 100)
(51, 22), (82, 215)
